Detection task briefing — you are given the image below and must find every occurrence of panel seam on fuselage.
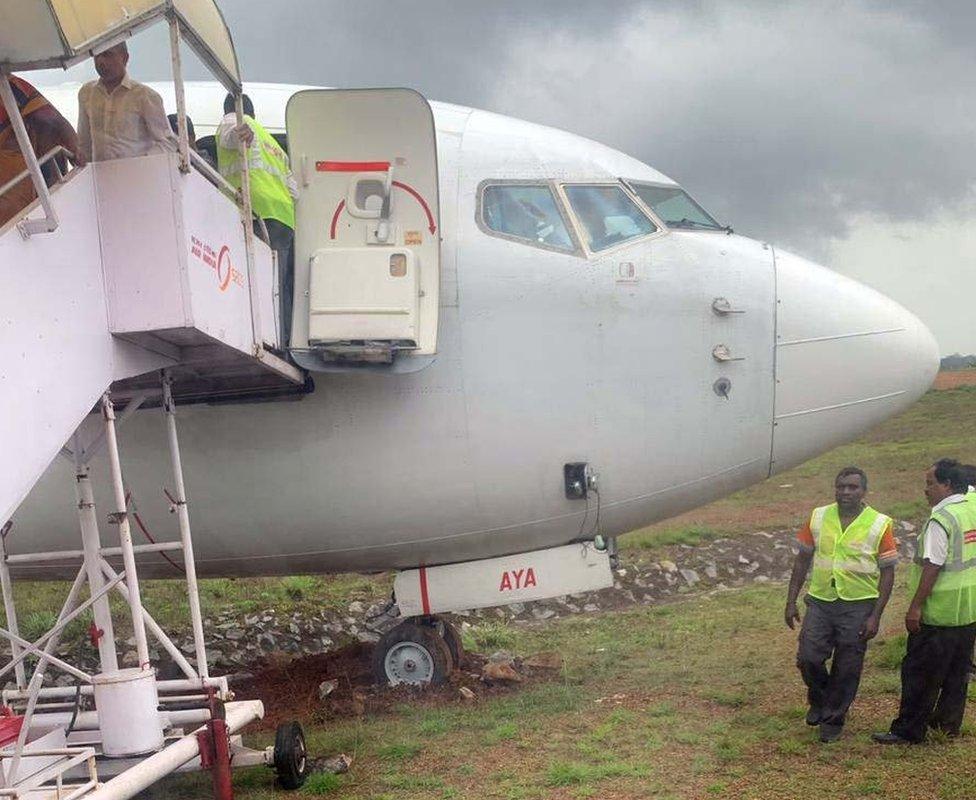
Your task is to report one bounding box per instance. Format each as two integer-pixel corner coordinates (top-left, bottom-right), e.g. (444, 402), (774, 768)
(774, 390), (906, 420)
(767, 243), (779, 479)
(777, 327), (906, 347)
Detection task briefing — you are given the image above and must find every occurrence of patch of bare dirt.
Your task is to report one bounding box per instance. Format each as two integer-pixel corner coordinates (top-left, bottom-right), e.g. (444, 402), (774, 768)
(934, 369), (976, 390)
(233, 643), (557, 730)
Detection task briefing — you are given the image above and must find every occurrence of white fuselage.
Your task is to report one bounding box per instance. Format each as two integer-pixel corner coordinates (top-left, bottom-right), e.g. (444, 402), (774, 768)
(8, 83), (938, 578)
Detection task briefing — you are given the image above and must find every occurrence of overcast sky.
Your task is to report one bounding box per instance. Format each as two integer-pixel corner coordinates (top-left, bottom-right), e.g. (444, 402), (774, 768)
(34, 1), (976, 353)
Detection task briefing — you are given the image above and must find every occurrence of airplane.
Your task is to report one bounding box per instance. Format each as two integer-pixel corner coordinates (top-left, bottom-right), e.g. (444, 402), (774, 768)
(0, 5), (940, 796)
(7, 78), (939, 686)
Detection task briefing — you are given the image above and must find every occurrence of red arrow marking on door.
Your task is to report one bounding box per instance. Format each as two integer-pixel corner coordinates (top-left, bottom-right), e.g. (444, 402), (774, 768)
(392, 181), (436, 234)
(328, 182), (436, 239)
(329, 199), (346, 239)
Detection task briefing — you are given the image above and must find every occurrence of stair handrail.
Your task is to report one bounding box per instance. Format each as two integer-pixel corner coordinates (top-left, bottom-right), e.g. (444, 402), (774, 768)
(0, 145), (73, 201)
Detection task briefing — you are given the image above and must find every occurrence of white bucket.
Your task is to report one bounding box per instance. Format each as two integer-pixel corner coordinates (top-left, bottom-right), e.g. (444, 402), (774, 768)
(93, 668), (163, 757)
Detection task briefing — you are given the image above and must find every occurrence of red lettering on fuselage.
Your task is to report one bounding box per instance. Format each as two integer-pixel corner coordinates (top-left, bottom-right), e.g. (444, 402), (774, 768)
(499, 566), (538, 591)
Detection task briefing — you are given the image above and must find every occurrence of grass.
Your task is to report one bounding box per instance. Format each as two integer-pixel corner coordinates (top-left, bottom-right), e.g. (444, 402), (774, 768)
(0, 572), (391, 640)
(157, 573), (976, 799)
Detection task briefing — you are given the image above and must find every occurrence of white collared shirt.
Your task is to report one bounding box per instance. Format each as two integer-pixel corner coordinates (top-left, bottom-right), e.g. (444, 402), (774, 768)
(77, 75), (177, 162)
(922, 493), (968, 566)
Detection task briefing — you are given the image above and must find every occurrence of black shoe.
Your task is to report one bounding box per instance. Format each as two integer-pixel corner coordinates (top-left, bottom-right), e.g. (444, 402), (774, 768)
(871, 731), (910, 745)
(819, 723), (843, 743)
(805, 707), (822, 726)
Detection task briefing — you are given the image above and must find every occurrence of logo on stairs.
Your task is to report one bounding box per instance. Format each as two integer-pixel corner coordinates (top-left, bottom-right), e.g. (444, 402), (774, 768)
(190, 236), (244, 292)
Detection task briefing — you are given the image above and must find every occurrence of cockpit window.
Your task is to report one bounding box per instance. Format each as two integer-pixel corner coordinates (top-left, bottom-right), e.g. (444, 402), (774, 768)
(563, 185), (657, 252)
(629, 183), (722, 231)
(481, 184), (575, 251)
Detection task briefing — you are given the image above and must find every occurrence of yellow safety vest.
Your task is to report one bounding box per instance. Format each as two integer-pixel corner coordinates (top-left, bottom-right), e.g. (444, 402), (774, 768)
(216, 116), (295, 229)
(808, 504), (891, 602)
(909, 498), (976, 626)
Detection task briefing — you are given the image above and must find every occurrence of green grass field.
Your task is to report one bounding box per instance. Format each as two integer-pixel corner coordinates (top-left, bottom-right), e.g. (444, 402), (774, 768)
(168, 578), (975, 800)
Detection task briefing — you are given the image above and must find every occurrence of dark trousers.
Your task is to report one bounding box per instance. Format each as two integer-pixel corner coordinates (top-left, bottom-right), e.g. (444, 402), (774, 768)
(258, 219), (294, 349)
(797, 596), (874, 727)
(890, 622), (976, 742)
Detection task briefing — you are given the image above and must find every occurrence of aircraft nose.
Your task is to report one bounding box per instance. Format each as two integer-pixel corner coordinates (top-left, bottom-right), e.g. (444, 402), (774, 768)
(771, 248), (939, 474)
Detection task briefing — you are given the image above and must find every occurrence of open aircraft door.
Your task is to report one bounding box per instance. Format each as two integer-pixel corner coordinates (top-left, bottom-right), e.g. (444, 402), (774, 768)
(287, 89), (440, 370)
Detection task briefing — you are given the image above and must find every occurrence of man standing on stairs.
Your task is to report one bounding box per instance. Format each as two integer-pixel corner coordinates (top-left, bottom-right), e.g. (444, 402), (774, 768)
(216, 93), (297, 351)
(784, 466), (897, 743)
(76, 42), (176, 163)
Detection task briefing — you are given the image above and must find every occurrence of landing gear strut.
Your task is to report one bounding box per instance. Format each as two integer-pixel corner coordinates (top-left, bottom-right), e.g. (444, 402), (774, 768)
(371, 616), (462, 686)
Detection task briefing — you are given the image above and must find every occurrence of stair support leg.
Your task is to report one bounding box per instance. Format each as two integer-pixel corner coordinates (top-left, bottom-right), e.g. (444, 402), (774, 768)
(74, 449), (120, 675)
(162, 373), (209, 679)
(101, 394), (151, 670)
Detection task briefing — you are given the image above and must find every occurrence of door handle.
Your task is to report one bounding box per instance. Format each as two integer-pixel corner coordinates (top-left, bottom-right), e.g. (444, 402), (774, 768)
(712, 297), (745, 316)
(712, 344), (745, 363)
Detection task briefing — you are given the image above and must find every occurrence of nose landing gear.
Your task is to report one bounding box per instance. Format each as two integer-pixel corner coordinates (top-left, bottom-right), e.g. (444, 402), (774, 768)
(371, 616), (463, 686)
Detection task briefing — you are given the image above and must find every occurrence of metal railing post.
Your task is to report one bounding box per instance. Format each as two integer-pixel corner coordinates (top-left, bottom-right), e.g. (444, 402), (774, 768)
(0, 72), (59, 237)
(235, 94), (265, 349)
(168, 16), (191, 174)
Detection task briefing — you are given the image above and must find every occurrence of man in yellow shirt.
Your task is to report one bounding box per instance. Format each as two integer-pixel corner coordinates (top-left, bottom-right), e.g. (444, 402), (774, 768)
(216, 94), (297, 349)
(784, 466), (897, 742)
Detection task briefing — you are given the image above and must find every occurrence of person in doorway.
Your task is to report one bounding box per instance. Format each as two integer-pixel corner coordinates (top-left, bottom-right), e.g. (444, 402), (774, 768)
(215, 93), (297, 350)
(77, 42), (176, 163)
(166, 112), (198, 151)
(0, 75), (80, 226)
(167, 113), (215, 169)
(784, 466), (897, 743)
(873, 459), (976, 744)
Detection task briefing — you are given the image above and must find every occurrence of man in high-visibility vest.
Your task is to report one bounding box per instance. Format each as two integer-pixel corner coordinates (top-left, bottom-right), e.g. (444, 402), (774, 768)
(964, 464), (976, 684)
(216, 94), (297, 348)
(873, 459), (976, 744)
(785, 466), (897, 742)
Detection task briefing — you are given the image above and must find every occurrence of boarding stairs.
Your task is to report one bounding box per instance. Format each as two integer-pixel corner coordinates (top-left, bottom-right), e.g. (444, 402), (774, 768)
(0, 149), (306, 798)
(0, 149), (306, 528)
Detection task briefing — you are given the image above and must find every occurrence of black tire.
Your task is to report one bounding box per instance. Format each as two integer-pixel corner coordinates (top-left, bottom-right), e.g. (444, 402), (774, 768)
(371, 622), (454, 686)
(274, 721), (308, 790)
(435, 617), (465, 668)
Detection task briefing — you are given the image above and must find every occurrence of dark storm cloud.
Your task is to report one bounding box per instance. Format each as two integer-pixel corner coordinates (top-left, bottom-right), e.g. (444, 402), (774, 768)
(115, 1), (976, 256)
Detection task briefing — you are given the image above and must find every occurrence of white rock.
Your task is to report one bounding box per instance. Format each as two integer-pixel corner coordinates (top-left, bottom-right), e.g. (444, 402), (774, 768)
(318, 679), (338, 700)
(680, 568), (700, 586)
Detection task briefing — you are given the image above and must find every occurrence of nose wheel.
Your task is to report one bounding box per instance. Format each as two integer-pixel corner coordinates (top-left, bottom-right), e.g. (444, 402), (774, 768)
(273, 721), (308, 790)
(372, 620), (456, 686)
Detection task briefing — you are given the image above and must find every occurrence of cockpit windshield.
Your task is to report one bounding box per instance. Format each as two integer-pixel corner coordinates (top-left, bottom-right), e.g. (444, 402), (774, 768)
(629, 183), (723, 231)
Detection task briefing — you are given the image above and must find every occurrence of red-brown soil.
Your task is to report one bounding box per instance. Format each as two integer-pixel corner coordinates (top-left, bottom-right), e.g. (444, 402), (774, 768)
(233, 643), (554, 731)
(934, 369), (976, 390)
